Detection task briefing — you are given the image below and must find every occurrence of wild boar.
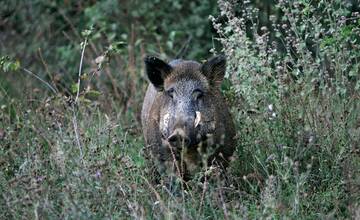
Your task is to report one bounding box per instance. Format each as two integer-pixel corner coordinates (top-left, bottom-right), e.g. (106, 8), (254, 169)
(141, 55), (235, 181)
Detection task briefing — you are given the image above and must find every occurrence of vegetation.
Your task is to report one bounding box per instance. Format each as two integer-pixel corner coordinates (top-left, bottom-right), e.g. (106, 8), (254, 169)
(1, 0), (359, 219)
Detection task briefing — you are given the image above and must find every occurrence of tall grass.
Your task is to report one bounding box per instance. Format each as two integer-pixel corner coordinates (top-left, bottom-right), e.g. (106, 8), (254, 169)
(212, 0), (360, 218)
(0, 0), (359, 219)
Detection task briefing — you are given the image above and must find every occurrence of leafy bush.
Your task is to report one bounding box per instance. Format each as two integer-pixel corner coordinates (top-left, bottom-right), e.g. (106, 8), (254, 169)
(212, 0), (360, 218)
(1, 0), (221, 123)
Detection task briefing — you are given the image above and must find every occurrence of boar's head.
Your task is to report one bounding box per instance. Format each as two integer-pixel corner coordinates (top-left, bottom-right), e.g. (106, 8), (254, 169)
(144, 55), (226, 150)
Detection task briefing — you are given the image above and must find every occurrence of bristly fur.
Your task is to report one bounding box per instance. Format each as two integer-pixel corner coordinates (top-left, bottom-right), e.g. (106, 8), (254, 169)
(141, 55), (235, 182)
(166, 60), (209, 89)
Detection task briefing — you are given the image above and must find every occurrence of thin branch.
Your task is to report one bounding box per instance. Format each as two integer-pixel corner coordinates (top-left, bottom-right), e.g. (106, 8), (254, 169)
(175, 35), (192, 59)
(22, 68), (57, 94)
(142, 176), (170, 214)
(72, 37), (88, 160)
(198, 175), (208, 215)
(75, 38), (87, 103)
(219, 183), (229, 220)
(72, 110), (83, 159)
(38, 48), (59, 92)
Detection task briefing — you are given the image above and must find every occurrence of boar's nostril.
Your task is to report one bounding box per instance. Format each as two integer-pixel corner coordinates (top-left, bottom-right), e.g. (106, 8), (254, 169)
(168, 134), (180, 144)
(168, 130), (190, 147)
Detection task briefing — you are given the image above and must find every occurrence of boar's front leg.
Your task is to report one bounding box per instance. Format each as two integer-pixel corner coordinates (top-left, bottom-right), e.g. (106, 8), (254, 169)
(144, 128), (184, 184)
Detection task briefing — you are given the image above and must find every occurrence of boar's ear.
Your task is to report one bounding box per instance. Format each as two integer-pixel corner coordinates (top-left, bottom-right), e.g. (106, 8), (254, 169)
(144, 56), (172, 91)
(201, 55), (226, 87)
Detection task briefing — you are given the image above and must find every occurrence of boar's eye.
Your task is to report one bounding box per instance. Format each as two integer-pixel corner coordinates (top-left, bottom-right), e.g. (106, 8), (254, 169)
(166, 88), (175, 99)
(192, 89), (204, 100)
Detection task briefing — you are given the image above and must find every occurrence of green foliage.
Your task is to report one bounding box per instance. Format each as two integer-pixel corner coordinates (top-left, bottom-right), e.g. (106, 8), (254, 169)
(0, 0), (359, 219)
(213, 0), (360, 218)
(1, 0), (221, 118)
(0, 56), (20, 72)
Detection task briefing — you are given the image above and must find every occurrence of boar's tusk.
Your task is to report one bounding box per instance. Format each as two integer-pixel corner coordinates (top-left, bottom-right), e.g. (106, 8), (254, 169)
(163, 113), (170, 127)
(194, 111), (201, 128)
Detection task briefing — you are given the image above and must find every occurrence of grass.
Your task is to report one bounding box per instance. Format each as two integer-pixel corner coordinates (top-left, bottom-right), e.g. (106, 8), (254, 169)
(0, 94), (242, 219)
(0, 74), (359, 219)
(1, 0), (360, 219)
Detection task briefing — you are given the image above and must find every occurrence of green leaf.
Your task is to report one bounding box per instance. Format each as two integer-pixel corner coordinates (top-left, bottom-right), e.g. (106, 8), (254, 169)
(85, 90), (101, 100)
(71, 83), (79, 94)
(0, 56), (20, 72)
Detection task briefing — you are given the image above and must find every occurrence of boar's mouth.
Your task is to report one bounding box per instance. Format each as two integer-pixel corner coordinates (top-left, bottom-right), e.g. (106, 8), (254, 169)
(164, 127), (215, 149)
(166, 129), (196, 148)
(161, 110), (216, 149)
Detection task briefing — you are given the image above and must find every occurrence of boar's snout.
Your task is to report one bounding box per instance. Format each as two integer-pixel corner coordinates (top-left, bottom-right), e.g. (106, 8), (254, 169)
(167, 113), (196, 148)
(167, 128), (191, 147)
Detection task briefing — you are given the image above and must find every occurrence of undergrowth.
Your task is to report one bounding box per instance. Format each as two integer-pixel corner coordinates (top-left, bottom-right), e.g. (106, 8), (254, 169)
(0, 0), (359, 219)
